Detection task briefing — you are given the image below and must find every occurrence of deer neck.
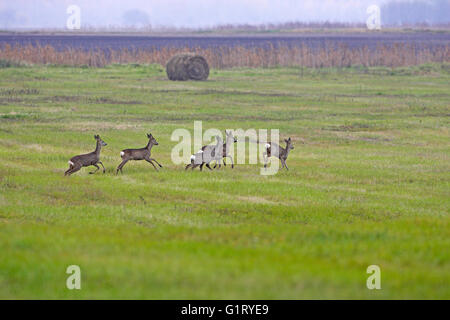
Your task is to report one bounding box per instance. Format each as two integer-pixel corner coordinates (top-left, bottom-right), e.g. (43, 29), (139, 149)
(284, 143), (291, 157)
(225, 137), (234, 153)
(226, 136), (234, 147)
(146, 140), (154, 151)
(94, 140), (102, 155)
(212, 139), (220, 151)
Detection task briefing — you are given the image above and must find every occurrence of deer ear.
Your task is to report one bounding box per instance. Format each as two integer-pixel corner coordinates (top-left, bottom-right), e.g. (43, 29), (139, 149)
(94, 135), (98, 139)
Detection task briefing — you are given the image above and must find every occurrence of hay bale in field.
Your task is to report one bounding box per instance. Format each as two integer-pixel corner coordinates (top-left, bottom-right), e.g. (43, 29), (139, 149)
(166, 53), (209, 81)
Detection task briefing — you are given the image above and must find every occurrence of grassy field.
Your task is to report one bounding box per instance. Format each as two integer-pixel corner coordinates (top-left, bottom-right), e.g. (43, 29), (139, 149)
(0, 63), (449, 299)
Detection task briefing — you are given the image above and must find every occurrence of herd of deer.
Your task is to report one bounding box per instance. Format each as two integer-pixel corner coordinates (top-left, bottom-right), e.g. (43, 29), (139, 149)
(64, 132), (294, 176)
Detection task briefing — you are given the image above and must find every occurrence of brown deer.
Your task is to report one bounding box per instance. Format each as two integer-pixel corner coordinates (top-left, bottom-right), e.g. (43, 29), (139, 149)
(263, 137), (294, 170)
(213, 130), (237, 169)
(185, 135), (223, 171)
(116, 133), (162, 174)
(65, 135), (107, 176)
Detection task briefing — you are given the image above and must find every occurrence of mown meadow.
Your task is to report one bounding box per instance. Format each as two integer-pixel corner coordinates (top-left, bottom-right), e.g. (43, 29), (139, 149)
(0, 63), (449, 299)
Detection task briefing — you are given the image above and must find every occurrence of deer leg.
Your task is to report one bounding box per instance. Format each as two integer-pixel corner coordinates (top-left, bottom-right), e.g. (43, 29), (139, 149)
(200, 163), (205, 171)
(65, 165), (73, 176)
(145, 158), (159, 171)
(280, 158), (288, 170)
(187, 162), (199, 170)
(263, 152), (268, 169)
(98, 161), (106, 173)
(116, 159), (129, 174)
(89, 164), (100, 174)
(227, 156), (234, 168)
(205, 163), (213, 171)
(148, 158), (163, 168)
(67, 163), (82, 176)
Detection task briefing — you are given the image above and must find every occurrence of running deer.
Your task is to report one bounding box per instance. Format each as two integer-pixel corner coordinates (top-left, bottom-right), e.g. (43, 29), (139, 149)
(116, 133), (162, 174)
(185, 135), (223, 171)
(213, 130), (237, 169)
(263, 137), (294, 170)
(65, 135), (107, 176)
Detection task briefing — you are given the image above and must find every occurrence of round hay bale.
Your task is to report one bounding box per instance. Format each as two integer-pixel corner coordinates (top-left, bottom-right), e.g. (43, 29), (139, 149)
(166, 53), (209, 81)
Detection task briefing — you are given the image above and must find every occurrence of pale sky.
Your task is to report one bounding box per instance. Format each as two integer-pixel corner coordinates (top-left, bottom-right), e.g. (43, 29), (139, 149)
(0, 0), (445, 29)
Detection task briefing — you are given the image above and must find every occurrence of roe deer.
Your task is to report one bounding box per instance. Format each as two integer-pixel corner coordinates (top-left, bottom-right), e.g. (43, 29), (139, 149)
(116, 133), (162, 174)
(65, 135), (107, 176)
(213, 130), (237, 169)
(185, 135), (223, 171)
(263, 137), (294, 170)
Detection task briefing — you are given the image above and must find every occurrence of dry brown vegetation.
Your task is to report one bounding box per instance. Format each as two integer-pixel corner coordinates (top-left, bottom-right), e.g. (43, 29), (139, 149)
(0, 42), (448, 68)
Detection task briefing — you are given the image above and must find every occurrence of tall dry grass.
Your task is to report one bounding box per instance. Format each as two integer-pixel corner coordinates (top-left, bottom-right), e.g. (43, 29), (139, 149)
(0, 42), (448, 68)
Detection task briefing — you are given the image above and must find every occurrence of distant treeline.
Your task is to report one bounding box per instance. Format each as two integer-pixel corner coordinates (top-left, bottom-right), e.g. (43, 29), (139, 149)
(1, 42), (448, 69)
(203, 22), (366, 32)
(382, 0), (449, 26)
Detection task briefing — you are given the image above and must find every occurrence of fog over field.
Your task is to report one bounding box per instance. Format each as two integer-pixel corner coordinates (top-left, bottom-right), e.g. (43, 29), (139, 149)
(0, 0), (449, 29)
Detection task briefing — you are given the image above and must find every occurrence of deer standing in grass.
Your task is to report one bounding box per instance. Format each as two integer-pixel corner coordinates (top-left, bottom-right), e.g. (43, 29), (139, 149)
(185, 135), (223, 171)
(263, 137), (294, 170)
(65, 135), (107, 176)
(213, 130), (238, 169)
(116, 133), (162, 174)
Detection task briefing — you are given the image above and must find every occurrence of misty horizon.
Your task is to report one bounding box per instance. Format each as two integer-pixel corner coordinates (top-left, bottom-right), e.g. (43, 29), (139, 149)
(0, 0), (449, 30)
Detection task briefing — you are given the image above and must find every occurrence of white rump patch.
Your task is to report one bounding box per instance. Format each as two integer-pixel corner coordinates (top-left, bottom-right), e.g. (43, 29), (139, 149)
(68, 161), (74, 166)
(120, 151), (125, 157)
(190, 155), (195, 161)
(265, 143), (271, 149)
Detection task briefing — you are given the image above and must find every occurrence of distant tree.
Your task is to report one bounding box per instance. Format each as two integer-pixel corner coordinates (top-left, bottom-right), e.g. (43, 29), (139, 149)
(122, 9), (150, 28)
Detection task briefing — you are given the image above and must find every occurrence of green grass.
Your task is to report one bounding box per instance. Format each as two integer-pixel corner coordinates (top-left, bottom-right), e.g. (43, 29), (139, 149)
(0, 63), (449, 299)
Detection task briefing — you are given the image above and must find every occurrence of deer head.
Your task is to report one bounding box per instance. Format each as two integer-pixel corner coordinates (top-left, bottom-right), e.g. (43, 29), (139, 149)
(225, 130), (237, 143)
(95, 135), (107, 146)
(147, 133), (159, 146)
(285, 137), (294, 150)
